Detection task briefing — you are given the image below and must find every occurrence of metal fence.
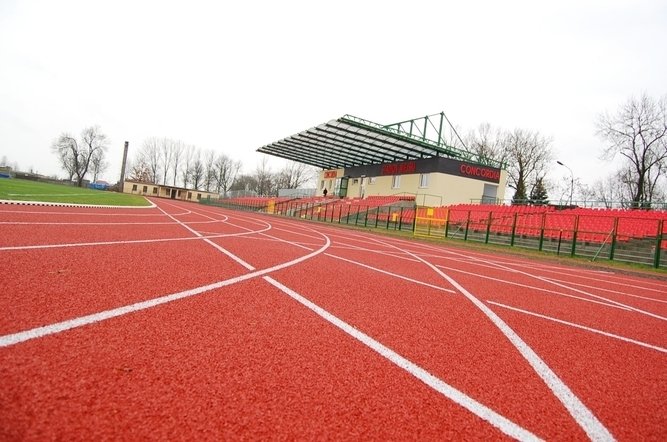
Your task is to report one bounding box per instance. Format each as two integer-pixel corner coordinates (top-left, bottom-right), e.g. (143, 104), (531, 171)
(200, 198), (667, 269)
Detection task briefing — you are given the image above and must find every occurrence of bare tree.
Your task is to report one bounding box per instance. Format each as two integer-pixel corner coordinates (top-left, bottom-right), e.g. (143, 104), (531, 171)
(190, 150), (205, 190)
(52, 134), (77, 181)
(171, 140), (184, 186)
(51, 125), (109, 186)
(501, 128), (553, 204)
(90, 149), (108, 182)
(128, 158), (152, 183)
(275, 161), (315, 190)
(254, 157), (274, 196)
(160, 137), (173, 185)
(203, 149), (216, 192)
(230, 174), (259, 194)
(214, 154), (241, 196)
(181, 145), (195, 189)
(597, 93), (667, 207)
(465, 123), (507, 166)
(139, 137), (162, 183)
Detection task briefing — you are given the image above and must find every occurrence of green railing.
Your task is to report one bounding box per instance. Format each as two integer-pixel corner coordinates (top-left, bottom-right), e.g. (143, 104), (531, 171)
(201, 198), (667, 269)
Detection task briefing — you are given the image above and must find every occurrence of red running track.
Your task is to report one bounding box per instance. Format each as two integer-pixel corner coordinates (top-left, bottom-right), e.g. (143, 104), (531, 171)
(1, 199), (666, 441)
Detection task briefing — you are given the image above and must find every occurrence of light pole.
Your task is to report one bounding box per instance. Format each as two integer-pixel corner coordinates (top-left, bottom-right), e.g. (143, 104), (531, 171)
(557, 160), (574, 206)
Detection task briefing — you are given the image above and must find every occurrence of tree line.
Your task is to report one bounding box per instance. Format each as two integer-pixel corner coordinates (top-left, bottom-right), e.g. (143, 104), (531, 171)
(457, 93), (667, 207)
(49, 93), (666, 206)
(128, 138), (314, 196)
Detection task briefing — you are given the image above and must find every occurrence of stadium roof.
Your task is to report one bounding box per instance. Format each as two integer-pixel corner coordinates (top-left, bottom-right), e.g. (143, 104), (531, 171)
(257, 113), (504, 170)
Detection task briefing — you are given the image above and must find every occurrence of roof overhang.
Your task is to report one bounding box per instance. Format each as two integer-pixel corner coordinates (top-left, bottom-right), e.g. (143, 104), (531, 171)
(257, 115), (481, 170)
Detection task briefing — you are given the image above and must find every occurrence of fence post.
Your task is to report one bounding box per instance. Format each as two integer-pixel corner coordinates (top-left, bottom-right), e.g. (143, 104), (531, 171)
(398, 207), (403, 231)
(464, 210), (471, 241)
(654, 220), (663, 268)
(385, 206), (390, 230)
(609, 217), (618, 260)
(485, 212), (492, 244)
(538, 212), (546, 251)
(510, 212), (518, 246)
(570, 215), (579, 257)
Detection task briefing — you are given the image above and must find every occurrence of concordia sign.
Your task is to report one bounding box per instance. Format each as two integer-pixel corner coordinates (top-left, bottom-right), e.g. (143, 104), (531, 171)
(458, 164), (501, 181)
(343, 157), (502, 184)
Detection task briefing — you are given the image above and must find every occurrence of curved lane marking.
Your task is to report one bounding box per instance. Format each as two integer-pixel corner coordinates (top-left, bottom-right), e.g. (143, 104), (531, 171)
(363, 234), (615, 442)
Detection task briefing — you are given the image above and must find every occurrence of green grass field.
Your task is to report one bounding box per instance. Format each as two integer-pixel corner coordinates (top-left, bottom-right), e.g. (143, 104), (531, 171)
(0, 178), (151, 206)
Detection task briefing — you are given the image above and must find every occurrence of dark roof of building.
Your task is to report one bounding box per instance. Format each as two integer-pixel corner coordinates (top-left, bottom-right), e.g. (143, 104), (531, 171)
(257, 114), (504, 170)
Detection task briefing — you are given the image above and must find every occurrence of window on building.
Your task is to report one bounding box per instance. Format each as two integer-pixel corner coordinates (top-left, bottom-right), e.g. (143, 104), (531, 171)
(187, 192), (192, 200)
(197, 193), (201, 200)
(320, 180), (324, 189)
(391, 175), (401, 189)
(142, 185), (148, 193)
(152, 187), (158, 194)
(419, 173), (429, 188)
(482, 184), (498, 204)
(132, 184), (137, 191)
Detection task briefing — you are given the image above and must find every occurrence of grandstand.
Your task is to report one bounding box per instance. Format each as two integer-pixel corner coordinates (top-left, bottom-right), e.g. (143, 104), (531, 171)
(203, 111), (667, 268)
(257, 113), (508, 206)
(205, 194), (667, 268)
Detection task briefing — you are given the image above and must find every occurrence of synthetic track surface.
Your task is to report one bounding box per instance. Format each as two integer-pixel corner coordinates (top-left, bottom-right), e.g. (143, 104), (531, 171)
(1, 199), (665, 441)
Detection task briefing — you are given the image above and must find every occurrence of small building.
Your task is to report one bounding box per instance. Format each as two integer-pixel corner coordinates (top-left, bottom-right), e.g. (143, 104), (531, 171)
(257, 113), (508, 207)
(122, 180), (218, 202)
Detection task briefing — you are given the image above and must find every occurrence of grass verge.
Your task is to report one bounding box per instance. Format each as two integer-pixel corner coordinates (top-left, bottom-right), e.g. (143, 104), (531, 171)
(0, 178), (151, 206)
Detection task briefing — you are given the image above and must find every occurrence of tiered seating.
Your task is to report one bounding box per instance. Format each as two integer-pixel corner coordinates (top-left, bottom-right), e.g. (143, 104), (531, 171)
(225, 196), (291, 209)
(280, 195), (415, 222)
(442, 205), (667, 246)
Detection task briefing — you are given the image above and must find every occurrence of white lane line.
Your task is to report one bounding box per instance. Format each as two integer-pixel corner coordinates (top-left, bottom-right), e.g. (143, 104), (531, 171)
(365, 236), (615, 442)
(0, 209), (180, 217)
(434, 264), (630, 311)
(379, 234), (667, 322)
(192, 207), (456, 295)
(0, 198), (156, 209)
(0, 221), (222, 226)
(0, 230), (271, 252)
(441, 249), (667, 322)
(538, 276), (667, 304)
(326, 254), (456, 294)
(191, 207), (539, 439)
(156, 205), (257, 271)
(263, 276), (541, 442)
(415, 243), (667, 292)
(0, 233), (331, 348)
(487, 301), (667, 354)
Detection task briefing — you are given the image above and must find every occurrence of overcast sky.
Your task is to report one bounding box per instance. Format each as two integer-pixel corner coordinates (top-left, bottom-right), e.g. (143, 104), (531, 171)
(1, 0), (665, 193)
